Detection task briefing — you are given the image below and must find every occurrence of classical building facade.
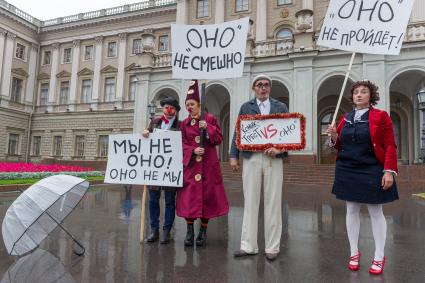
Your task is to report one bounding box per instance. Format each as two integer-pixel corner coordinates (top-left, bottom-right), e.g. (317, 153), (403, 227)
(0, 0), (424, 164)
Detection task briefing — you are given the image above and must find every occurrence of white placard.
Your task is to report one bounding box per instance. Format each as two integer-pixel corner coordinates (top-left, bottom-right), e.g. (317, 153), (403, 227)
(104, 132), (183, 187)
(317, 0), (415, 55)
(171, 17), (249, 79)
(240, 118), (301, 145)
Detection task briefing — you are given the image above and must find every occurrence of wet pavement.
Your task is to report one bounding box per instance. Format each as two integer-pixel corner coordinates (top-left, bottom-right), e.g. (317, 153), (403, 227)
(1, 183), (425, 282)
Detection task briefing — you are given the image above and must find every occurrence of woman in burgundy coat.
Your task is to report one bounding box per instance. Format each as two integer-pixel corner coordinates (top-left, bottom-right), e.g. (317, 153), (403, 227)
(327, 80), (398, 275)
(176, 80), (229, 247)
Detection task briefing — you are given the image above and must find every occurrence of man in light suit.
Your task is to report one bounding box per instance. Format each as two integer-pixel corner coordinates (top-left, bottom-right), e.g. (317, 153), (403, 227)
(230, 74), (288, 261)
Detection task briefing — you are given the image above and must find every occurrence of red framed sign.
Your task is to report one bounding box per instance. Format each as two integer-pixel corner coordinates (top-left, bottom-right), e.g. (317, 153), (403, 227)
(236, 113), (306, 151)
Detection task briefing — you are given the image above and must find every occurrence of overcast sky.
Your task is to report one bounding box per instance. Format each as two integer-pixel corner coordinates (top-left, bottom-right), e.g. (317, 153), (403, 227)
(7, 0), (142, 20)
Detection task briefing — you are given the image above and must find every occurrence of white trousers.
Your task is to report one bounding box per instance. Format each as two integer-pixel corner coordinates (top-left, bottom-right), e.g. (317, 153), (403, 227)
(240, 152), (283, 254)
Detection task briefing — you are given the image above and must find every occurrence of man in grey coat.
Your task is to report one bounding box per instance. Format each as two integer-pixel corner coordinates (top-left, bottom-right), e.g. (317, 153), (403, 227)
(230, 74), (288, 261)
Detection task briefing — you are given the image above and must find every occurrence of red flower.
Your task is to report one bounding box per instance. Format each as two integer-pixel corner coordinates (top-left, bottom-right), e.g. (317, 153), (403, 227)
(0, 162), (94, 172)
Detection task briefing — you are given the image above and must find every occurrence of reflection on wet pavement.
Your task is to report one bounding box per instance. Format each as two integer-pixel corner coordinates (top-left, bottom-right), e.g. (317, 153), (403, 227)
(1, 184), (425, 282)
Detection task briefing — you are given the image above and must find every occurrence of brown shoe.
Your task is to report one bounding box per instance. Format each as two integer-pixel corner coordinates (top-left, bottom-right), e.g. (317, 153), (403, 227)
(265, 252), (279, 261)
(233, 250), (257, 258)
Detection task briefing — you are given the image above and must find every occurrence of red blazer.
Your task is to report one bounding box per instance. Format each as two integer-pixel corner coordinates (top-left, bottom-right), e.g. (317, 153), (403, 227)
(333, 107), (398, 173)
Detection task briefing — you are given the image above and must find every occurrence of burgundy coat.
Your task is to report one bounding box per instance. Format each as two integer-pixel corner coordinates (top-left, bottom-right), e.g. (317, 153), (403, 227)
(333, 107), (398, 173)
(176, 112), (229, 219)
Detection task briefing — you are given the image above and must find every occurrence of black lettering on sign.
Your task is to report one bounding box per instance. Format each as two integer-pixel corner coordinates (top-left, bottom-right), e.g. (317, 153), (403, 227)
(186, 27), (237, 49)
(144, 170), (159, 181)
(163, 171), (182, 184)
(337, 0), (394, 23)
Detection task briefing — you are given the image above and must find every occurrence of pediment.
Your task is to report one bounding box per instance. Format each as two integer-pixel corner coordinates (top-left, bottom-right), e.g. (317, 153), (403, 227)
(77, 68), (94, 76)
(37, 72), (50, 80)
(56, 70), (71, 78)
(125, 63), (140, 71)
(11, 68), (29, 78)
(100, 65), (118, 73)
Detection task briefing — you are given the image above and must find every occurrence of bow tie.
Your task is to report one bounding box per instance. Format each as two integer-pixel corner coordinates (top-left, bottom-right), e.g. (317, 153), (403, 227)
(161, 115), (169, 124)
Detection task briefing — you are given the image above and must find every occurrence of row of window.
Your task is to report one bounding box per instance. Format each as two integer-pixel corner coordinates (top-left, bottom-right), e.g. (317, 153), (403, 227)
(196, 0), (292, 18)
(10, 73), (137, 105)
(38, 75), (137, 105)
(7, 133), (109, 158)
(41, 36), (169, 65)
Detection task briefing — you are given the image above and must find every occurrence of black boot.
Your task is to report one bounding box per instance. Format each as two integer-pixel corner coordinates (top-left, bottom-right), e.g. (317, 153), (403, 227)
(196, 226), (207, 246)
(146, 228), (159, 243)
(184, 224), (194, 246)
(160, 229), (171, 244)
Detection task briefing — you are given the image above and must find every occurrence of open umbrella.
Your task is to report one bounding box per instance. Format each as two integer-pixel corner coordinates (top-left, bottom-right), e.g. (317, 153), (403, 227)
(2, 175), (89, 256)
(1, 248), (75, 283)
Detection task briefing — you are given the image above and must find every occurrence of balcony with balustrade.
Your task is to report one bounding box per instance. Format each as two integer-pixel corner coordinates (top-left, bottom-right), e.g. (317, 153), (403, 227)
(0, 0), (176, 27)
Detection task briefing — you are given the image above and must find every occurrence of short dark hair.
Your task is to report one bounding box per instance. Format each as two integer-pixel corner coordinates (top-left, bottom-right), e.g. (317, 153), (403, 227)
(349, 80), (380, 106)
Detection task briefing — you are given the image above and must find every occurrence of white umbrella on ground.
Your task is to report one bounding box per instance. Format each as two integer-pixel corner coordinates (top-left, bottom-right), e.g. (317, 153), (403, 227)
(1, 248), (75, 283)
(2, 175), (89, 256)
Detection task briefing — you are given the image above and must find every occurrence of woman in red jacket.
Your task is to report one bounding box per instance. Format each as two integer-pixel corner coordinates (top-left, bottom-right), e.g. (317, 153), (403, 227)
(327, 80), (398, 275)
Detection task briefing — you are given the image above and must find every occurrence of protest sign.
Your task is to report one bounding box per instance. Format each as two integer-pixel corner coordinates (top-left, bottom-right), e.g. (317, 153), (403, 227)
(318, 0), (415, 55)
(171, 17), (249, 79)
(104, 132), (183, 187)
(236, 113), (306, 151)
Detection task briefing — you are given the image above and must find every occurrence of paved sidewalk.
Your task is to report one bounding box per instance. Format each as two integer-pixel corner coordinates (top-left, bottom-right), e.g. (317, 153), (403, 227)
(0, 183), (424, 282)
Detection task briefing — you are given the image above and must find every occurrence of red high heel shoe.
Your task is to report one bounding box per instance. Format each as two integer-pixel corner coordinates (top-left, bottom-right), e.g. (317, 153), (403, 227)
(348, 252), (360, 271)
(369, 257), (386, 275)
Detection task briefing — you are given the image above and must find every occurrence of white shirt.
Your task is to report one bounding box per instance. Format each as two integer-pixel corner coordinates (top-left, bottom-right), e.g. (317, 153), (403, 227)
(256, 98), (270, 115)
(354, 108), (369, 122)
(160, 116), (175, 130)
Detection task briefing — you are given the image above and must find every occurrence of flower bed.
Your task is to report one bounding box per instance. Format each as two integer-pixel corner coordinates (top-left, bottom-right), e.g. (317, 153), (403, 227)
(0, 162), (104, 180)
(0, 162), (94, 172)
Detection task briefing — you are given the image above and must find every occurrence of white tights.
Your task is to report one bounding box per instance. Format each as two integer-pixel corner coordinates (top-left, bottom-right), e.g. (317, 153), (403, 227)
(346, 201), (386, 262)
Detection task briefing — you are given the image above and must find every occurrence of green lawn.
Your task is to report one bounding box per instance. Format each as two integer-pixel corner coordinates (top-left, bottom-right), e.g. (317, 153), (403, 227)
(0, 175), (104, 186)
(413, 193), (425, 199)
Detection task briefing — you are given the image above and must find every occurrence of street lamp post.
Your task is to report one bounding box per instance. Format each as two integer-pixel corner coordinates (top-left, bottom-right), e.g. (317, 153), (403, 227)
(148, 101), (156, 120)
(417, 88), (425, 163)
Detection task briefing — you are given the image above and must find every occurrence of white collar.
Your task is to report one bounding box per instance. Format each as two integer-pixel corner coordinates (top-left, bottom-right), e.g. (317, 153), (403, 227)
(256, 98), (270, 106)
(355, 108), (369, 115)
(167, 116), (176, 124)
(354, 108), (369, 121)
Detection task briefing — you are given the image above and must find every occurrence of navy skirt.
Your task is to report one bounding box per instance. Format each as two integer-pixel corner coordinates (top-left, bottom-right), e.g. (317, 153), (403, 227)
(332, 161), (399, 204)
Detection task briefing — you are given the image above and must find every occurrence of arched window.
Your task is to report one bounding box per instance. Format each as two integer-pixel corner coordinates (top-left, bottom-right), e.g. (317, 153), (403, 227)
(320, 112), (332, 135)
(275, 28), (294, 53)
(276, 28), (293, 39)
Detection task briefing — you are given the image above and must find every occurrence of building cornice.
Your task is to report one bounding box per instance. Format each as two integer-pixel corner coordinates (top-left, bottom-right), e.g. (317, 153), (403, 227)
(39, 22), (174, 46)
(39, 6), (176, 33)
(0, 5), (40, 31)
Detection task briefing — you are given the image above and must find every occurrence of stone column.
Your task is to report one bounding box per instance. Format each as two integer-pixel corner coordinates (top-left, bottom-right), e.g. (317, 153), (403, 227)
(228, 62), (252, 150)
(362, 54), (389, 112)
(215, 0), (225, 23)
(48, 43), (60, 109)
(255, 0), (267, 41)
(25, 43), (38, 104)
(176, 0), (189, 24)
(92, 36), (103, 109)
(0, 32), (16, 99)
(229, 73), (252, 149)
(0, 29), (7, 90)
(302, 0), (313, 10)
(292, 56), (315, 157)
(69, 39), (81, 109)
(133, 71), (151, 133)
(115, 33), (127, 108)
